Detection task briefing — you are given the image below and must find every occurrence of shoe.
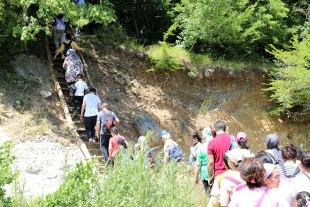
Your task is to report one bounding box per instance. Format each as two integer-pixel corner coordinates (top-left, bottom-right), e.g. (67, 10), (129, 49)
(89, 138), (93, 143)
(92, 138), (96, 143)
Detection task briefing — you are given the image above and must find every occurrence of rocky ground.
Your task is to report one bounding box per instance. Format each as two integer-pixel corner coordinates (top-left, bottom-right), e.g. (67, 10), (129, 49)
(0, 55), (85, 198)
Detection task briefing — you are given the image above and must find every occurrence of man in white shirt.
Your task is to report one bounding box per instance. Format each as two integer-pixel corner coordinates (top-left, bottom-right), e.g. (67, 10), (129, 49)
(80, 88), (101, 142)
(72, 74), (88, 112)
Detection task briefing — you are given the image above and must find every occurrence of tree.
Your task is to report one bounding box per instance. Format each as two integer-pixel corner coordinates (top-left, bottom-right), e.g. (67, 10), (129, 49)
(169, 0), (290, 57)
(266, 34), (310, 116)
(110, 0), (174, 44)
(0, 0), (115, 47)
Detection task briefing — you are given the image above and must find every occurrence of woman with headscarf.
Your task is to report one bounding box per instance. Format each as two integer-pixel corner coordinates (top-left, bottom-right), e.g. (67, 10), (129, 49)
(265, 133), (283, 164)
(63, 49), (84, 83)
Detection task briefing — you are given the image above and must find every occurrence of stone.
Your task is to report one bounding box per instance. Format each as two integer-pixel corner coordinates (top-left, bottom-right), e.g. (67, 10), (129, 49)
(132, 115), (161, 141)
(40, 85), (54, 99)
(26, 164), (42, 174)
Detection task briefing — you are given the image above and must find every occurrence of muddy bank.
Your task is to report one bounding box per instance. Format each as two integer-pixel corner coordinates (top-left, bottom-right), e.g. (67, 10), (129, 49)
(82, 40), (310, 153)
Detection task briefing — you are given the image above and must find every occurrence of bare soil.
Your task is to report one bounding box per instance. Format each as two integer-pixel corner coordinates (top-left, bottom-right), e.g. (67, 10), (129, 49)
(81, 36), (310, 153)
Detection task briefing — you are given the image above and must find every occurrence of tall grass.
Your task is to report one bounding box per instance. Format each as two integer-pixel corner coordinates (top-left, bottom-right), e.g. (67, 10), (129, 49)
(7, 133), (208, 207)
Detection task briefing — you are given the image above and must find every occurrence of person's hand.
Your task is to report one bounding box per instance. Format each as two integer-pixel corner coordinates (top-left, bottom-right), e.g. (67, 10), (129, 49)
(80, 114), (83, 121)
(208, 177), (214, 186)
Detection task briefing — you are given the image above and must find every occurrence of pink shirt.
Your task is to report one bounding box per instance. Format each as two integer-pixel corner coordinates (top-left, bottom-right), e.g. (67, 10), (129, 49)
(229, 186), (289, 207)
(208, 133), (231, 177)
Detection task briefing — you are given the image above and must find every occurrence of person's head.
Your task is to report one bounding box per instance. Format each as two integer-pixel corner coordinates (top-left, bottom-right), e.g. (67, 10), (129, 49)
(265, 133), (279, 150)
(66, 33), (72, 40)
(300, 151), (310, 173)
(101, 103), (108, 110)
(296, 191), (310, 207)
(264, 163), (280, 189)
(189, 131), (202, 145)
(223, 154), (231, 170)
(67, 49), (77, 57)
(161, 130), (170, 142)
(76, 74), (83, 80)
(240, 157), (265, 189)
(255, 151), (275, 164)
(201, 126), (214, 145)
(281, 143), (298, 162)
(225, 148), (245, 171)
(236, 132), (249, 150)
(214, 121), (226, 133)
(111, 127), (119, 136)
(118, 138), (127, 149)
(89, 88), (97, 94)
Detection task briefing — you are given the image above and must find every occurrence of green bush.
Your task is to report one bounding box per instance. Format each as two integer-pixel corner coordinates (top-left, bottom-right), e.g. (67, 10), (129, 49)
(148, 42), (183, 72)
(0, 142), (18, 207)
(266, 34), (310, 115)
(170, 0), (290, 57)
(30, 160), (98, 207)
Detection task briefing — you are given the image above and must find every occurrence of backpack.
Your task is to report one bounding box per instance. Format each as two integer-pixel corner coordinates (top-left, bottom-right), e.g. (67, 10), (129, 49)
(169, 144), (183, 162)
(101, 111), (115, 135)
(55, 17), (65, 33)
(63, 41), (73, 57)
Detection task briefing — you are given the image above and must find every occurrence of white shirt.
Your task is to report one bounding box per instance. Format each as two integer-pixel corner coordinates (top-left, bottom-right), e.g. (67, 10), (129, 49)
(74, 80), (88, 96)
(291, 172), (310, 197)
(220, 171), (244, 206)
(83, 93), (101, 117)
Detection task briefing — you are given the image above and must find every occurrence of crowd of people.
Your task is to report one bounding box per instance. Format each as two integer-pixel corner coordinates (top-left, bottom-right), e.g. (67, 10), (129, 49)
(180, 121), (310, 207)
(52, 11), (309, 207)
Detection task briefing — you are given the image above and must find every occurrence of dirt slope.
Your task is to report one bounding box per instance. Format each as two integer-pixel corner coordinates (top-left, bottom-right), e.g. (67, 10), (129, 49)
(82, 37), (310, 152)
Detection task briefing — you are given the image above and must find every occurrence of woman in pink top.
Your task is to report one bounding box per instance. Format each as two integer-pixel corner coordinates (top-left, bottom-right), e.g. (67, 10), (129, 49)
(229, 158), (289, 207)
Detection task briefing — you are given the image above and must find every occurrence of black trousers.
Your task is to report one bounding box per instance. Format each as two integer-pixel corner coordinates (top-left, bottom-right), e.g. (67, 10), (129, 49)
(72, 95), (83, 110)
(202, 180), (211, 195)
(84, 115), (97, 140)
(100, 134), (112, 162)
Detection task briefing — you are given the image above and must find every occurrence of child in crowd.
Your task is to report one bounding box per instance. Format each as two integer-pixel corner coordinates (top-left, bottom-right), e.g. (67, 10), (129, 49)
(72, 74), (88, 112)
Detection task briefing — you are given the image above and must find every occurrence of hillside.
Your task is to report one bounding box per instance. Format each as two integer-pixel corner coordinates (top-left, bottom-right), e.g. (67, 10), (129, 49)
(81, 36), (310, 152)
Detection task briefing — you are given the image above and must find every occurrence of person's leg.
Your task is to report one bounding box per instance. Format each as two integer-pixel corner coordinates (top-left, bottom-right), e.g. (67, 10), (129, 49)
(60, 32), (66, 45)
(72, 96), (77, 109)
(202, 180), (211, 195)
(54, 32), (61, 50)
(100, 134), (111, 162)
(77, 96), (84, 110)
(84, 116), (91, 141)
(90, 115), (97, 140)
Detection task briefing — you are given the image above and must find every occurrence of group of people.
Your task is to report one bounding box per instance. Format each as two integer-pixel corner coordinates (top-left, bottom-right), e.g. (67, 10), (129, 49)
(169, 120), (310, 207)
(51, 10), (309, 207)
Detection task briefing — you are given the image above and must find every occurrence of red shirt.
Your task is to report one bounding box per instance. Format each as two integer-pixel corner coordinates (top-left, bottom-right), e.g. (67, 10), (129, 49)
(208, 133), (231, 177)
(109, 135), (127, 158)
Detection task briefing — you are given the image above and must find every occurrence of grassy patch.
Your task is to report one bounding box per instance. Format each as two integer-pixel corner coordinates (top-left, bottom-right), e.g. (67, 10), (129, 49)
(148, 43), (269, 71)
(198, 98), (213, 115)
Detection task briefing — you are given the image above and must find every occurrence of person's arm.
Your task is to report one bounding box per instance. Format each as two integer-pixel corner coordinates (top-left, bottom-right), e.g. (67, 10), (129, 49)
(53, 50), (61, 60)
(80, 101), (86, 121)
(164, 152), (169, 165)
(194, 162), (201, 184)
(208, 154), (214, 184)
(72, 42), (84, 51)
(109, 140), (113, 158)
(95, 120), (100, 138)
(219, 179), (230, 207)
